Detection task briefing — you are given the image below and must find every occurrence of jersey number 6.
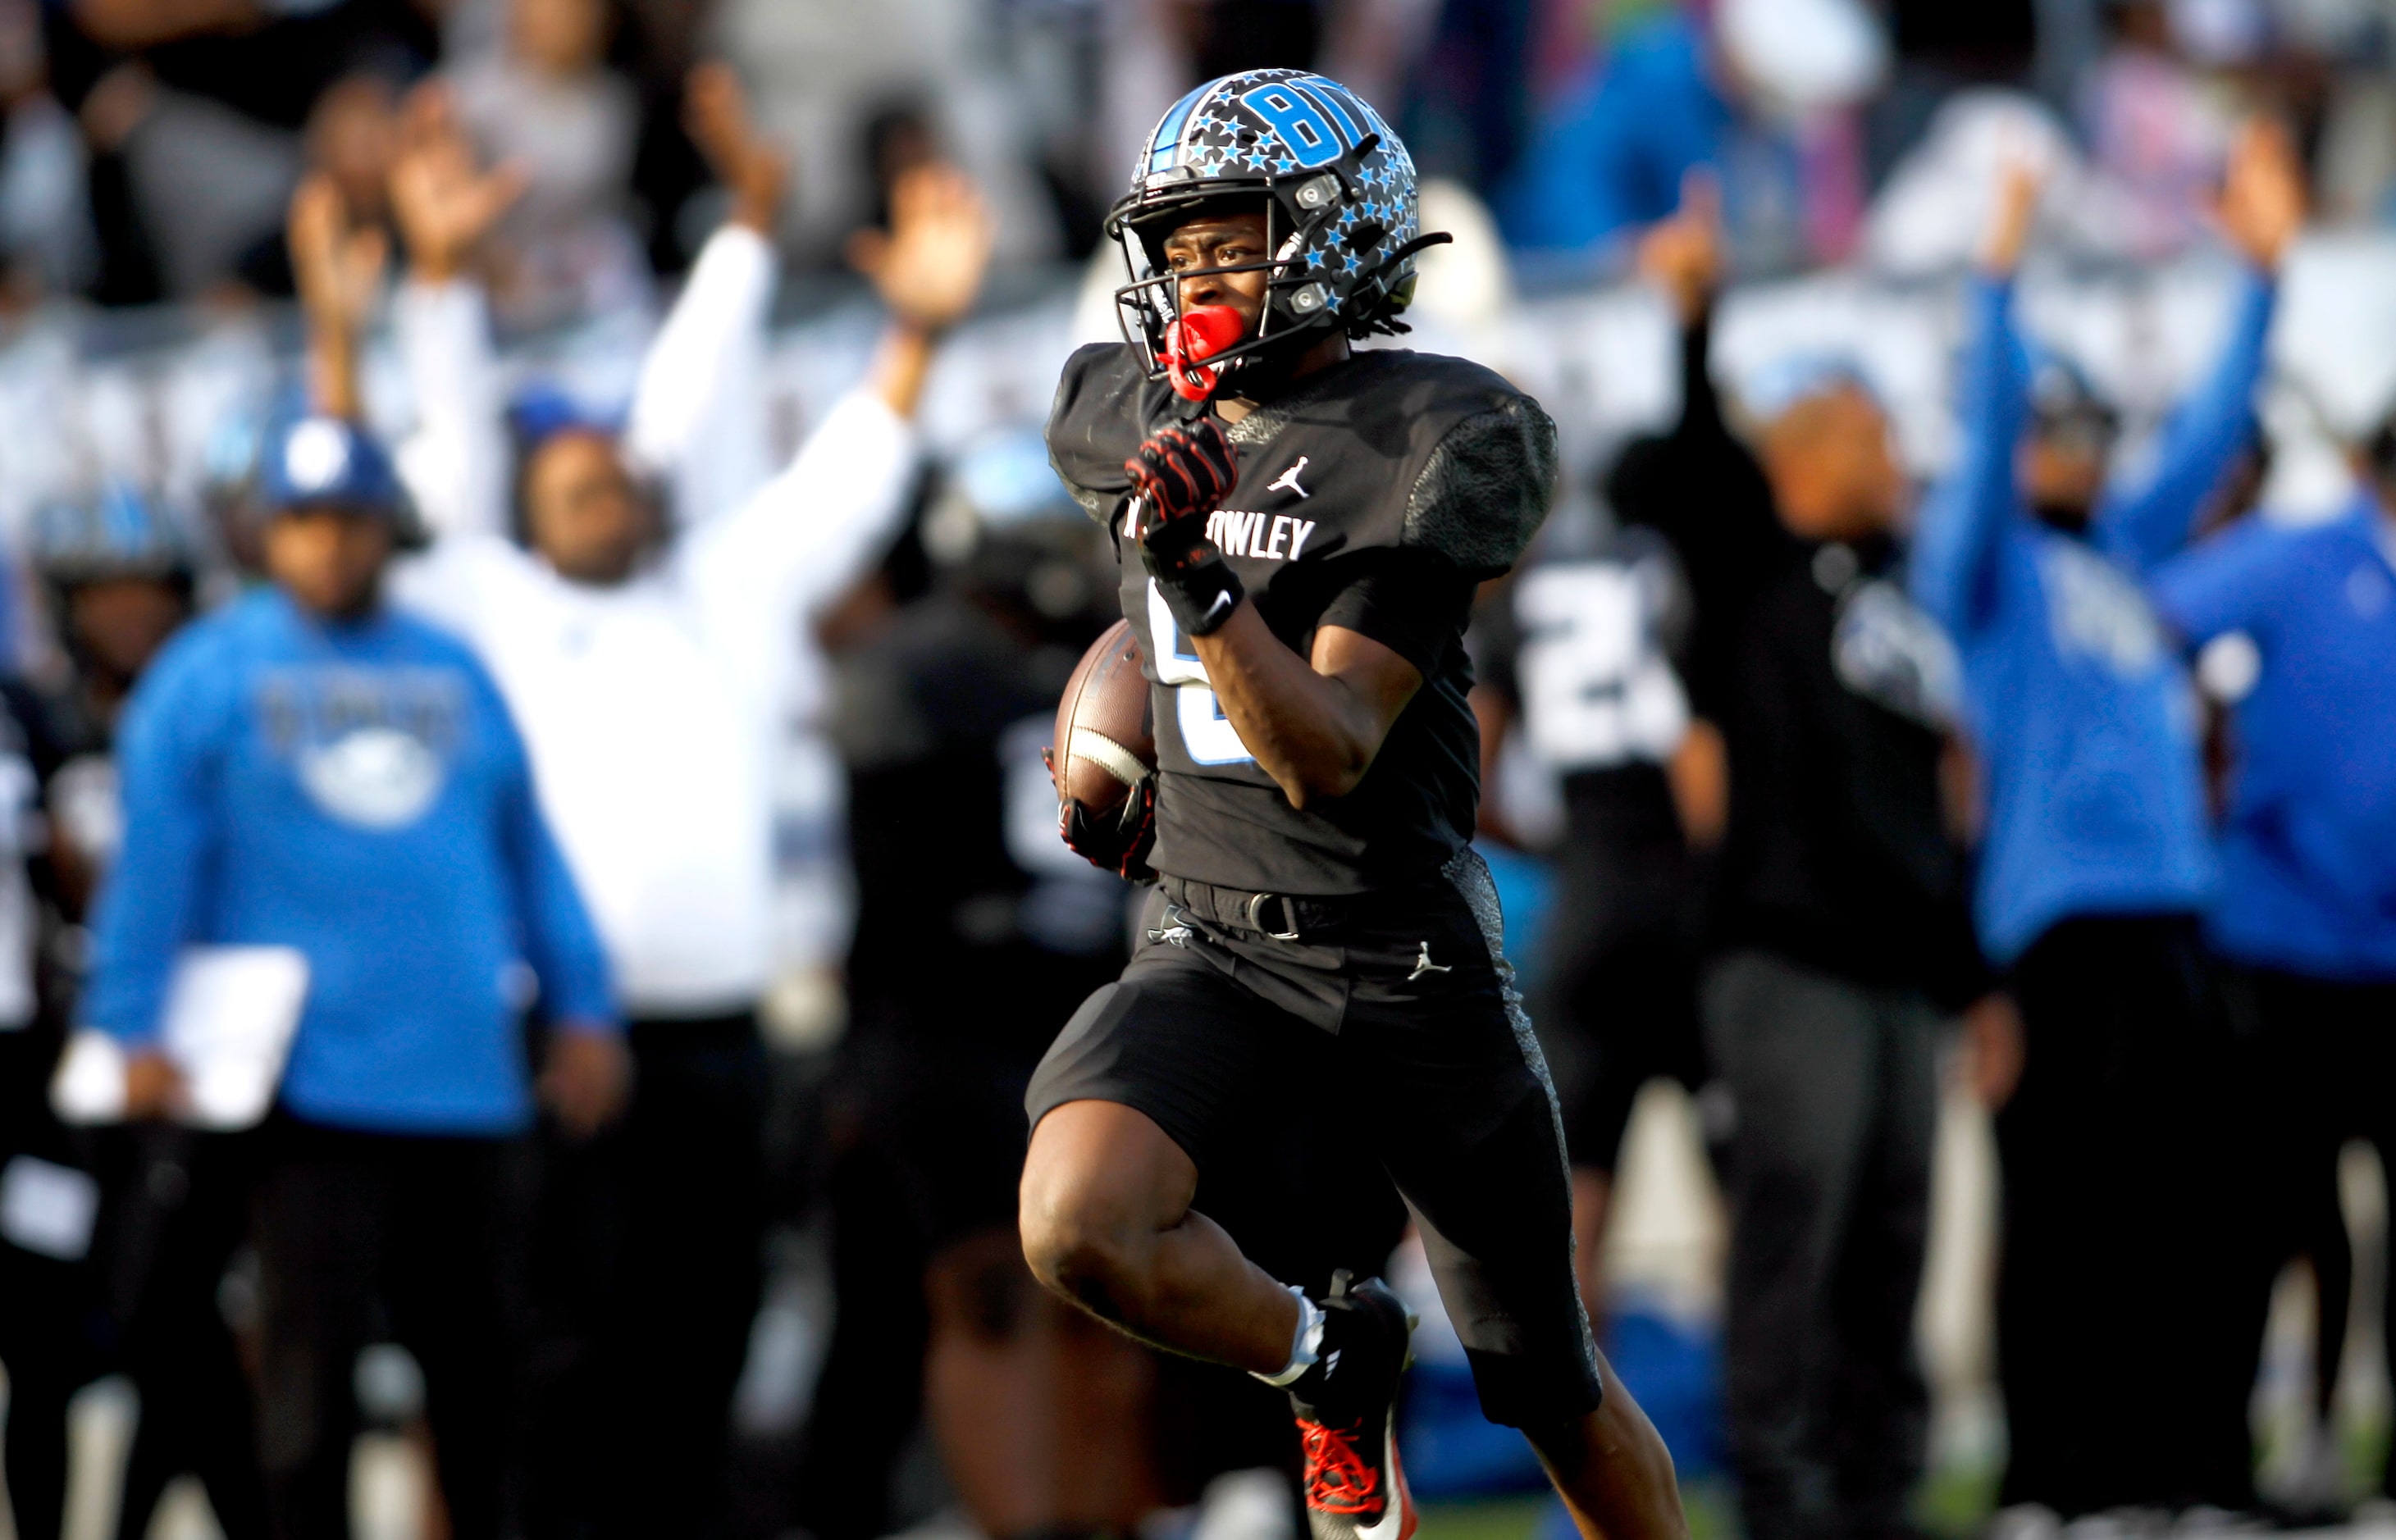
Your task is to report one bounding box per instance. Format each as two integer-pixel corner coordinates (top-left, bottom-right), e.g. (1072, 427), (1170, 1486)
(1147, 580), (1258, 767)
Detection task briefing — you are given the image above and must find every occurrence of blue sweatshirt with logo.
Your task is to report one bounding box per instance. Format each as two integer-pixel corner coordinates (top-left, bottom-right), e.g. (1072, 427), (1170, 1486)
(83, 587), (616, 1134)
(2150, 494), (2396, 982)
(1911, 268), (2274, 964)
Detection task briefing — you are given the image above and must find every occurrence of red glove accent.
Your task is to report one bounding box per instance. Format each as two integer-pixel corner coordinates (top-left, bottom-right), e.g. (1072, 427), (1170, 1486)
(1125, 418), (1239, 528)
(1163, 303), (1247, 401)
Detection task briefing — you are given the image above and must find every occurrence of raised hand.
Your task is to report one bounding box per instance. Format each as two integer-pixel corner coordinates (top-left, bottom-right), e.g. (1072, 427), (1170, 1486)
(2216, 116), (2307, 271)
(1978, 157), (2044, 279)
(849, 163), (993, 335)
(389, 82), (527, 285)
(289, 171), (388, 338)
(684, 62), (790, 236)
(1637, 169), (1722, 325)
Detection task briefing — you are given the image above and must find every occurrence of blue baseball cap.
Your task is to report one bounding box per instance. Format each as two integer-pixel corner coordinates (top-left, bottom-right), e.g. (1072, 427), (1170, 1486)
(257, 413), (408, 521)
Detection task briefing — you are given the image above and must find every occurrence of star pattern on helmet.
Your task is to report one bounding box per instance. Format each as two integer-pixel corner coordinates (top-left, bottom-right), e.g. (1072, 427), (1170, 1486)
(1121, 69), (1423, 345)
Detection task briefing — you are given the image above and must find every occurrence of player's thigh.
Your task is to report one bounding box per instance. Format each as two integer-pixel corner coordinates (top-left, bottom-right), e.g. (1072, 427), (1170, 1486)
(1023, 932), (1287, 1251)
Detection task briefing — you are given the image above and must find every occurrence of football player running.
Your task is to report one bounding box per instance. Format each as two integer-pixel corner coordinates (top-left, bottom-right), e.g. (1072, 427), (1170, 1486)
(1019, 71), (1686, 1539)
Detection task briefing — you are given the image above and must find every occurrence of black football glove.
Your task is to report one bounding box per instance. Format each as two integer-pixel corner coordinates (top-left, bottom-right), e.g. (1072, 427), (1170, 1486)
(1126, 420), (1245, 638)
(1046, 749), (1157, 882)
(1125, 418), (1239, 526)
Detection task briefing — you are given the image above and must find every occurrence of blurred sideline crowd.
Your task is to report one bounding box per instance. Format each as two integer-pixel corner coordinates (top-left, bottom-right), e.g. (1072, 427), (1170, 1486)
(0, 1), (2394, 1539)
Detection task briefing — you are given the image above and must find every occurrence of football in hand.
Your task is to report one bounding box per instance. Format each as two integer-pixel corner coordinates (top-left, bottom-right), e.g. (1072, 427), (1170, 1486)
(1051, 618), (1155, 819)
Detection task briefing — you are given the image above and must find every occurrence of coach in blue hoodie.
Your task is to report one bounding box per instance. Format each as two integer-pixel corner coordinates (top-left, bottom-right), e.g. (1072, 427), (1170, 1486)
(82, 401), (622, 1540)
(1910, 123), (2302, 1518)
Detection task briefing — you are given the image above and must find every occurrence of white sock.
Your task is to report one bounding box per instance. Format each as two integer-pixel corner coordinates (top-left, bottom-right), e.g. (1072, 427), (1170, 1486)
(1252, 1284), (1326, 1388)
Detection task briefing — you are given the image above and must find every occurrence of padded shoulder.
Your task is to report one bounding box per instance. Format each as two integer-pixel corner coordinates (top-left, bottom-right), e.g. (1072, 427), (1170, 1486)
(1046, 342), (1161, 523)
(1402, 381), (1559, 578)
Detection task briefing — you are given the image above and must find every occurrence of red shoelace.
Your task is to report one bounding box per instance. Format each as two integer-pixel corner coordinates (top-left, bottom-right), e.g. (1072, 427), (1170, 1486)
(1298, 1418), (1383, 1514)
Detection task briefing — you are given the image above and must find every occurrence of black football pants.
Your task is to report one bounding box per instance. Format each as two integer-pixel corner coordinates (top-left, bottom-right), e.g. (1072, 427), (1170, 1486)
(1027, 850), (1604, 1428)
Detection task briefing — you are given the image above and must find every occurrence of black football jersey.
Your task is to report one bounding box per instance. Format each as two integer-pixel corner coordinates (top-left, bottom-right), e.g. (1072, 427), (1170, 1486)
(1047, 342), (1559, 895)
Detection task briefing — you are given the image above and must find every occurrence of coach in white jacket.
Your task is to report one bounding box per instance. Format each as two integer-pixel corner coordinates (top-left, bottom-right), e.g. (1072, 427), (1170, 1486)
(335, 75), (992, 1536)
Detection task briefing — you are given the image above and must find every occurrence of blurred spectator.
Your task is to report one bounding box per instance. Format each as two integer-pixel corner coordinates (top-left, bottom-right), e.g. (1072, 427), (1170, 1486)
(0, 610), (94, 1540)
(1469, 173), (1715, 1306)
(1472, 508), (1709, 1317)
(802, 438), (1157, 1538)
(2079, 0), (2238, 257)
(1400, 0), (1529, 191)
(46, 0), (434, 303)
(25, 488), (270, 1540)
(2149, 408), (2396, 1516)
(450, 0), (646, 329)
(1861, 90), (2152, 274)
(224, 67), (405, 298)
(1908, 122), (2302, 1519)
(77, 383), (623, 1540)
(1866, 0), (2037, 184)
(0, 0), (94, 303)
(1497, 0), (1884, 276)
(1624, 182), (1986, 1540)
(372, 74), (993, 1537)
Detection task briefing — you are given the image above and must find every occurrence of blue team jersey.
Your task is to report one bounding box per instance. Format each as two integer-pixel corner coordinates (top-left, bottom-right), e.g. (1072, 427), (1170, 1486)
(1912, 271), (2275, 964)
(2152, 495), (2396, 981)
(82, 587), (615, 1134)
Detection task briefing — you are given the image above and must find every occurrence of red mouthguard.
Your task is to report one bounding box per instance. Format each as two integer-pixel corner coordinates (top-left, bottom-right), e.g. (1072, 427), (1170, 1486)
(1163, 304), (1246, 401)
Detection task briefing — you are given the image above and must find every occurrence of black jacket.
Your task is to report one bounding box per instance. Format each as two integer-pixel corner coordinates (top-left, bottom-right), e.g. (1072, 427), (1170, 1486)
(1611, 311), (1988, 1009)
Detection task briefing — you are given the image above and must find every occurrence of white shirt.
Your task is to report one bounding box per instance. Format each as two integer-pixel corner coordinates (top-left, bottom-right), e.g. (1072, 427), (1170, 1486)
(390, 230), (915, 1015)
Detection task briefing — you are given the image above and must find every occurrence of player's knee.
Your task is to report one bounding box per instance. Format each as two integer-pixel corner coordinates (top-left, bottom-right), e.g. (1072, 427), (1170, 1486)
(1018, 1173), (1148, 1310)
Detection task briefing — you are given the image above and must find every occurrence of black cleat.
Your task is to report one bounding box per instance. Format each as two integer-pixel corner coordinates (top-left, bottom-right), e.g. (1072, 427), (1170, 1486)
(1287, 1272), (1417, 1540)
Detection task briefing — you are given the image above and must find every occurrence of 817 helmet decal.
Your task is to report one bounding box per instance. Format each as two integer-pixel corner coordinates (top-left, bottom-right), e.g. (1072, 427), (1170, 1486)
(1107, 70), (1449, 402)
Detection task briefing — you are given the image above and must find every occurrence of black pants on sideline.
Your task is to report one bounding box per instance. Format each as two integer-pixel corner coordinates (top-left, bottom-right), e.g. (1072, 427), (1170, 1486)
(2223, 967), (2396, 1497)
(106, 1125), (271, 1540)
(1703, 948), (1938, 1540)
(251, 1116), (521, 1540)
(1997, 914), (2243, 1515)
(524, 1013), (767, 1540)
(0, 1028), (108, 1540)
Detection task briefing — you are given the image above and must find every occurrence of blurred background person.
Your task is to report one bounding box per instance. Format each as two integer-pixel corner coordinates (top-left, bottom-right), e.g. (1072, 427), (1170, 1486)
(2150, 399), (2396, 1520)
(43, 0), (434, 303)
(23, 486), (271, 1540)
(365, 67), (993, 1539)
(1910, 120), (2303, 1520)
(1469, 180), (1721, 1311)
(1624, 180), (1989, 1540)
(1497, 0), (1887, 276)
(75, 396), (624, 1540)
(802, 435), (1158, 1540)
(0, 575), (94, 1540)
(447, 0), (646, 330)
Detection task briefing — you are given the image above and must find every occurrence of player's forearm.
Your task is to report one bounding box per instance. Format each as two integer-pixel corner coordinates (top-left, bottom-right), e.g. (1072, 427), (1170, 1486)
(308, 326), (363, 421)
(869, 321), (939, 421)
(1194, 607), (1390, 808)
